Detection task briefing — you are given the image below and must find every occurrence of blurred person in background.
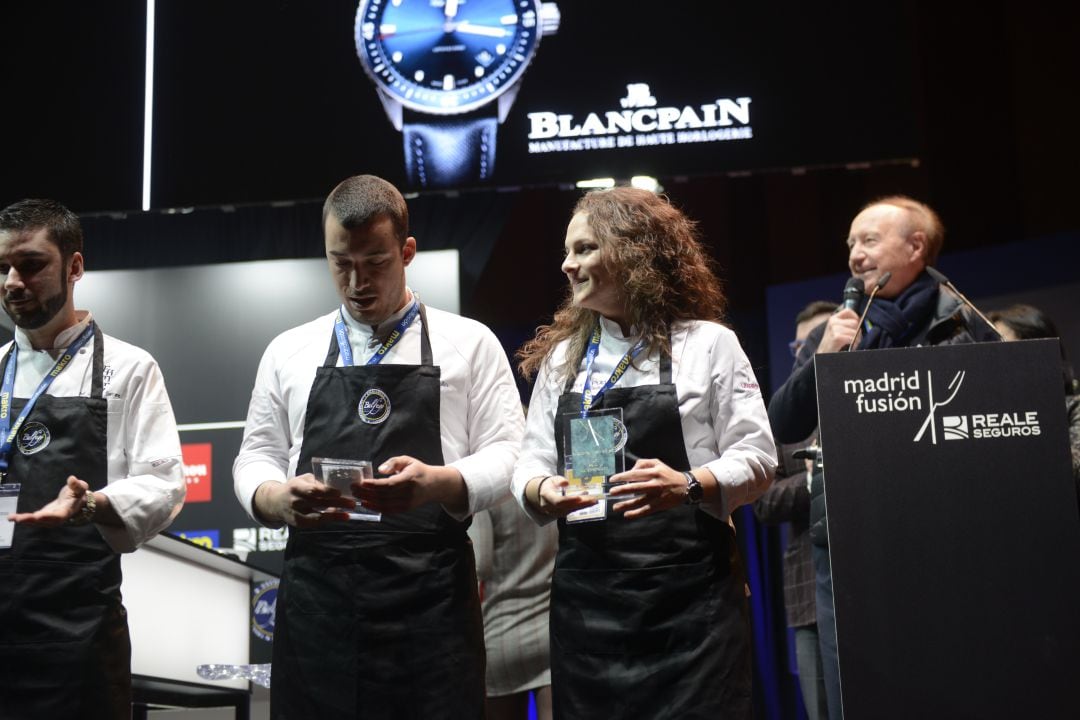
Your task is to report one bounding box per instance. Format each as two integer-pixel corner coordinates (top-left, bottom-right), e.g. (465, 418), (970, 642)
(989, 303), (1079, 509)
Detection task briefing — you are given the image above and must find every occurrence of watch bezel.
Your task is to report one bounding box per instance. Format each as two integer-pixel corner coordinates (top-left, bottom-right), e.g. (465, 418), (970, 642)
(355, 0), (544, 117)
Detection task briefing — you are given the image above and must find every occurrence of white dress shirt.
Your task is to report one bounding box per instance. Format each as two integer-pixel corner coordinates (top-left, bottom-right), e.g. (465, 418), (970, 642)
(512, 317), (777, 523)
(4, 311), (185, 553)
(233, 298), (525, 522)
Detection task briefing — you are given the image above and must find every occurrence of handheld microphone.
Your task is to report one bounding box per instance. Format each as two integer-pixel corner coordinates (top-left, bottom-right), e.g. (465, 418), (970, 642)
(925, 266), (1003, 340)
(847, 272), (892, 351)
(841, 277), (865, 312)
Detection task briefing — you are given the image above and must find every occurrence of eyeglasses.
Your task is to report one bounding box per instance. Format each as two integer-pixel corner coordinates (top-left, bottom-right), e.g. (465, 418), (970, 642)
(788, 339), (806, 357)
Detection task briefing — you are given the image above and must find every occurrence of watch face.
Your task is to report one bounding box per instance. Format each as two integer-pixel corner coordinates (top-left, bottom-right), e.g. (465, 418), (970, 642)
(356, 0), (544, 116)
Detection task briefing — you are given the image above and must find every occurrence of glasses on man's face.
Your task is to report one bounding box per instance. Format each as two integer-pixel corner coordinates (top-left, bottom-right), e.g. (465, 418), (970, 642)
(788, 339), (806, 358)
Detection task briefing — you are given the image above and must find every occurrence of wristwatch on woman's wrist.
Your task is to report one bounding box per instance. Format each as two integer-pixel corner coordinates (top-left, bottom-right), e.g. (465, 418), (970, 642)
(683, 471), (703, 505)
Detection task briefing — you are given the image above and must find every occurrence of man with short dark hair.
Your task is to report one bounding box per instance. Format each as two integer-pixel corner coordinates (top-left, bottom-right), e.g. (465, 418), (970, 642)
(768, 195), (998, 720)
(233, 175), (524, 718)
(0, 199), (185, 718)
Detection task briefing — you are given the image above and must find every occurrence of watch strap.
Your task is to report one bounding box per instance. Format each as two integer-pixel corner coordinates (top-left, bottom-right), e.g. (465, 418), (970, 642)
(402, 115), (498, 189)
(683, 470), (703, 505)
(68, 490), (97, 526)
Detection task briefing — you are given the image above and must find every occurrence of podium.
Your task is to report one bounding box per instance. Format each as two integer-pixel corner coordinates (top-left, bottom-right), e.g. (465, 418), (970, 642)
(121, 533), (278, 718)
(815, 339), (1080, 719)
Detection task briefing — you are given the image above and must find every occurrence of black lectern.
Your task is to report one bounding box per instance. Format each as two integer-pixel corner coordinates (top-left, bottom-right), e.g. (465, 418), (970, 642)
(815, 339), (1080, 719)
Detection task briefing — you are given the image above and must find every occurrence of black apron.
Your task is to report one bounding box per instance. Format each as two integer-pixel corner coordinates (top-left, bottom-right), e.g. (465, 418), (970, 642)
(0, 324), (132, 720)
(271, 305), (485, 720)
(550, 351), (752, 720)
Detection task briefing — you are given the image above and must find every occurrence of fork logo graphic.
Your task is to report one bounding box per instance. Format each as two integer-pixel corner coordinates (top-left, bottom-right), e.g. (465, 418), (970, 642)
(913, 370), (966, 445)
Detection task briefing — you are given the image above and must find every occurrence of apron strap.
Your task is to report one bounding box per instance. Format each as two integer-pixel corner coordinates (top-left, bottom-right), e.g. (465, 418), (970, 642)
(323, 330), (340, 368)
(323, 305), (434, 367)
(90, 322), (105, 400)
(0, 344), (12, 383)
(417, 303), (433, 367)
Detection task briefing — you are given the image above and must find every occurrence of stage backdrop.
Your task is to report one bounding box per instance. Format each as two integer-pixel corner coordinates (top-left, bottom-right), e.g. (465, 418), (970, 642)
(2, 1), (924, 212)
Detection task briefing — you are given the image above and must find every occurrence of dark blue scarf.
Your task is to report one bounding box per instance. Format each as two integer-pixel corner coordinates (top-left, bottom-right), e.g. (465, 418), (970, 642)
(859, 271), (939, 349)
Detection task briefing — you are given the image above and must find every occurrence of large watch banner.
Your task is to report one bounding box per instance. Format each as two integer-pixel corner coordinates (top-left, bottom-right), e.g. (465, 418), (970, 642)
(148, 0), (922, 205)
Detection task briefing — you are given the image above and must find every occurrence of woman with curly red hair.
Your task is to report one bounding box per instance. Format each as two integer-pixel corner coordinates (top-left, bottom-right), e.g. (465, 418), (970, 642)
(512, 187), (777, 718)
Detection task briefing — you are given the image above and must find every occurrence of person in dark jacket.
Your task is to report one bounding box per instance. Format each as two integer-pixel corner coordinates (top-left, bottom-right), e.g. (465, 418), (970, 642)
(767, 195), (999, 720)
(988, 303), (1080, 511)
(754, 300), (836, 720)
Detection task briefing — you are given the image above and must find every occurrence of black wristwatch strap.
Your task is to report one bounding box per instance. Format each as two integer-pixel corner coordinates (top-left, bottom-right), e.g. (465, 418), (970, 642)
(684, 471), (703, 505)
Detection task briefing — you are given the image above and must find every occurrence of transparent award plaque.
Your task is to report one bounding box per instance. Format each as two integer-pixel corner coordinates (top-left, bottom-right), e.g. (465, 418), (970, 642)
(560, 408), (630, 523)
(561, 453), (606, 523)
(311, 457), (381, 522)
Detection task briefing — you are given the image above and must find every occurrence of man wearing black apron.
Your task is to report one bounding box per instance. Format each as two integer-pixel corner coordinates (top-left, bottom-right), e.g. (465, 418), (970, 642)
(0, 199), (186, 719)
(233, 175), (524, 719)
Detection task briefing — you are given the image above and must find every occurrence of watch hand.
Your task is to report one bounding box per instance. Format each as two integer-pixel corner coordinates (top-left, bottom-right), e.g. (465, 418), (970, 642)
(444, 0), (459, 19)
(378, 17), (512, 40)
(453, 21), (508, 38)
(379, 25), (450, 40)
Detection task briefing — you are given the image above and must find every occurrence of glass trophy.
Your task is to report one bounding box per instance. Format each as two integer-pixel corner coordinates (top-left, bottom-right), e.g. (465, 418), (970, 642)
(560, 408), (630, 523)
(311, 457), (381, 522)
(197, 663), (272, 688)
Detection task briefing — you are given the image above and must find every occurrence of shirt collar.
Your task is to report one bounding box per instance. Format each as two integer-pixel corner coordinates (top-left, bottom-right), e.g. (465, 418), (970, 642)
(340, 290), (416, 341)
(14, 310), (93, 352)
(598, 314), (636, 342)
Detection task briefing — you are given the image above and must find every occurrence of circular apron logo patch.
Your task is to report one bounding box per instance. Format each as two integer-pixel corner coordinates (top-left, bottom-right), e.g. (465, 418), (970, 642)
(251, 578), (278, 643)
(358, 388), (391, 425)
(17, 422), (51, 455)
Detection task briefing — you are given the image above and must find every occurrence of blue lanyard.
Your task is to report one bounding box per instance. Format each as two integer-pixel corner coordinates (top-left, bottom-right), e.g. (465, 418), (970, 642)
(0, 322), (96, 473)
(580, 323), (645, 417)
(335, 301), (420, 367)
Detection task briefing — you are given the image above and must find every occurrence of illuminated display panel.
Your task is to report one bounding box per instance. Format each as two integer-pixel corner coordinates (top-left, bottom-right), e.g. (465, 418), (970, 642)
(5, 1), (921, 209)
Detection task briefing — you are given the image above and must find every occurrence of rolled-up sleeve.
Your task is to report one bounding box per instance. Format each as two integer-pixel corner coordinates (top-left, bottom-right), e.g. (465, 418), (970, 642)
(233, 343), (292, 523)
(100, 354), (185, 553)
(511, 357), (562, 525)
(702, 338), (778, 518)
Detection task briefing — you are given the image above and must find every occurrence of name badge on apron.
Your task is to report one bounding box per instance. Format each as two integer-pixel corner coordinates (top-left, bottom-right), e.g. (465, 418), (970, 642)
(0, 483), (20, 549)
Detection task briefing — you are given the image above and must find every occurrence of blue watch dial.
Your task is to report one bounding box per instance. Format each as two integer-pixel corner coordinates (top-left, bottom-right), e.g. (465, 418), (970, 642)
(356, 0), (542, 116)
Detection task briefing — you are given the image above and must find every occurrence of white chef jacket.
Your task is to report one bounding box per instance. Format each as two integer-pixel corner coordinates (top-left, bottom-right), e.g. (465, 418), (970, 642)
(512, 316), (776, 524)
(233, 297), (524, 522)
(4, 311), (185, 553)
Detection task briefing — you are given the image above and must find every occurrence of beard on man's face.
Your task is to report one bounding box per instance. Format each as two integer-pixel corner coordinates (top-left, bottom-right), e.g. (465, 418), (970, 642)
(1, 268), (69, 330)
